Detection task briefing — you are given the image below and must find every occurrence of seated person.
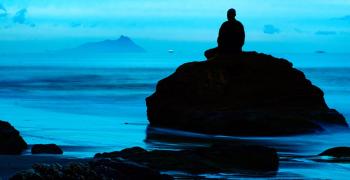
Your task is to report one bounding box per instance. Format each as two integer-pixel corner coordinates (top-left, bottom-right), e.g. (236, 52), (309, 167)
(205, 8), (245, 59)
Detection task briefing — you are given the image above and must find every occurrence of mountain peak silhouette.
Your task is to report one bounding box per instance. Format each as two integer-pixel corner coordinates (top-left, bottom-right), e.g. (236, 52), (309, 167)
(69, 35), (145, 53)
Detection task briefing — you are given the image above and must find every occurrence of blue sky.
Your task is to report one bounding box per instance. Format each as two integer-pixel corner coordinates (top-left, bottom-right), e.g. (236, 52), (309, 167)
(0, 0), (350, 53)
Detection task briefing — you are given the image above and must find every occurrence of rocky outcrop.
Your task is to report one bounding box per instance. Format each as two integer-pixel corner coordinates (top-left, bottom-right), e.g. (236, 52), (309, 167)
(95, 144), (279, 174)
(31, 144), (63, 154)
(146, 52), (348, 136)
(10, 159), (173, 180)
(311, 147), (350, 163)
(319, 147), (350, 158)
(0, 120), (27, 154)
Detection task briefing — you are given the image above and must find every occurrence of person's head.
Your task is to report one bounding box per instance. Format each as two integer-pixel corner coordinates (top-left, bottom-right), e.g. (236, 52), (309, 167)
(227, 8), (236, 21)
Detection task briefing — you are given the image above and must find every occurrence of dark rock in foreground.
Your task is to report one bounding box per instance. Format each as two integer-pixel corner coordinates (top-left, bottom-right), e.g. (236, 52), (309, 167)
(0, 120), (27, 154)
(95, 144), (279, 174)
(319, 147), (350, 158)
(10, 158), (172, 180)
(146, 52), (348, 136)
(31, 144), (63, 154)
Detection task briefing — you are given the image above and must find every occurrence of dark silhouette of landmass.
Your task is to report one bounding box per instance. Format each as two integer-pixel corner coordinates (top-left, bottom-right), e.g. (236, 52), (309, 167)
(63, 35), (146, 54)
(205, 8), (245, 59)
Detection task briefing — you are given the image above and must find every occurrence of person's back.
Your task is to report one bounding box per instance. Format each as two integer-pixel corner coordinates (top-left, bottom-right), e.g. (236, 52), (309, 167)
(205, 8), (245, 59)
(218, 19), (245, 52)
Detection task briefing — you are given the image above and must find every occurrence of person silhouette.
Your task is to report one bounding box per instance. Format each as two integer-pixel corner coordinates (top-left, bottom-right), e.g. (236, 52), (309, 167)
(205, 8), (245, 59)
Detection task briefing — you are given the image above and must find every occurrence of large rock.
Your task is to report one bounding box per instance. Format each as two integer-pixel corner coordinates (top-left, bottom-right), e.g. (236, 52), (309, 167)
(146, 52), (348, 136)
(0, 120), (27, 154)
(95, 144), (279, 174)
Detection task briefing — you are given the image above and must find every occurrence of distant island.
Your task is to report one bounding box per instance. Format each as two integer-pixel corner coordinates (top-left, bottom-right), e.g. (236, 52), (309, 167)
(62, 35), (146, 54)
(0, 35), (146, 57)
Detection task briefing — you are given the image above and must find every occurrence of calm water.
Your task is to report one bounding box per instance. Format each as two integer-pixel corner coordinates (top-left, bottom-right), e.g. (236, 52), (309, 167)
(0, 52), (349, 179)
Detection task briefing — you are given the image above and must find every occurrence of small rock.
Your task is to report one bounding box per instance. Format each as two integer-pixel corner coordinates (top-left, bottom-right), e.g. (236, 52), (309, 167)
(31, 144), (63, 154)
(319, 147), (350, 158)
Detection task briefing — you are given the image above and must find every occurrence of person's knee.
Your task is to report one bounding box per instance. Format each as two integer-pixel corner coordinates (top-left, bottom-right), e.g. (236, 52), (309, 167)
(204, 50), (211, 59)
(205, 48), (218, 59)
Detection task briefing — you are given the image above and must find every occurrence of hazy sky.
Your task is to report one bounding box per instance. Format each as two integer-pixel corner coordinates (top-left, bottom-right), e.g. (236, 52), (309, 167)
(0, 0), (350, 53)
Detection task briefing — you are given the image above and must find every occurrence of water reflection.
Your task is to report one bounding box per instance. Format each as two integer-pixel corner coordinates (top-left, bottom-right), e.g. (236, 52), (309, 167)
(145, 126), (350, 179)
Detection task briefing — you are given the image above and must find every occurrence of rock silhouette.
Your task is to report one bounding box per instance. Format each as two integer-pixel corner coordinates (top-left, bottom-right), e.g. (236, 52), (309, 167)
(0, 120), (27, 154)
(319, 147), (350, 158)
(205, 8), (245, 59)
(95, 144), (279, 174)
(10, 158), (173, 180)
(312, 147), (350, 163)
(146, 52), (348, 136)
(31, 144), (63, 154)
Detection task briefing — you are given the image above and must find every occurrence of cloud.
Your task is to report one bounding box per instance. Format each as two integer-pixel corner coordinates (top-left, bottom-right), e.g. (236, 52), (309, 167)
(340, 31), (350, 35)
(0, 3), (7, 18)
(315, 31), (337, 35)
(332, 15), (350, 22)
(263, 24), (280, 34)
(89, 23), (98, 28)
(13, 8), (27, 24)
(0, 13), (7, 18)
(294, 28), (305, 34)
(0, 4), (6, 12)
(70, 22), (81, 28)
(70, 22), (99, 28)
(11, 8), (35, 27)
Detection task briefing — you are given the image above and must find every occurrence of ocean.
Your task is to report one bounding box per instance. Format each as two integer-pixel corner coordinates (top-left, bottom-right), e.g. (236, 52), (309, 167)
(0, 52), (349, 179)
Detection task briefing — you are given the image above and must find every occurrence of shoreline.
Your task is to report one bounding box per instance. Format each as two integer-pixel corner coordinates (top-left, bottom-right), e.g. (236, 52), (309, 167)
(3, 127), (350, 179)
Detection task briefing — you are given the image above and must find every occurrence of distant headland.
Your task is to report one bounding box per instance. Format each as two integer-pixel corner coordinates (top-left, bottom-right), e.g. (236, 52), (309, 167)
(0, 35), (146, 57)
(62, 35), (146, 54)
